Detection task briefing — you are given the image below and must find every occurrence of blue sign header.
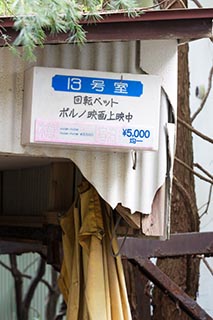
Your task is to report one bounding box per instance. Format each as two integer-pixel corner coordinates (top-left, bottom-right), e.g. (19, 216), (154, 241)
(52, 74), (143, 97)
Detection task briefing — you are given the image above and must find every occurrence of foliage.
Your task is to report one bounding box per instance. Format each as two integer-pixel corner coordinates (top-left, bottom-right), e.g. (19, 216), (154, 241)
(0, 0), (141, 60)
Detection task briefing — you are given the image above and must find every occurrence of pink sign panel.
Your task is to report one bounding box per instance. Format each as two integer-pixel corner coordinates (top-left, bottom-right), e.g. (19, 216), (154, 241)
(34, 119), (154, 150)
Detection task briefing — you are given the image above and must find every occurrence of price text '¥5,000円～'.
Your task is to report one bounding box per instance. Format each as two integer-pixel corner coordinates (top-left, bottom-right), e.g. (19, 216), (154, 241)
(122, 128), (150, 139)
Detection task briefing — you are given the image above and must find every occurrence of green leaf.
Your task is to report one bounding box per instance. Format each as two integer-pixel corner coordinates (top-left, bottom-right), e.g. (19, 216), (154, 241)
(1, 0), (143, 60)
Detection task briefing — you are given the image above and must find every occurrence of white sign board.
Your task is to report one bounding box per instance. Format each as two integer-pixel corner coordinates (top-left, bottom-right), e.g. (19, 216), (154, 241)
(22, 67), (161, 151)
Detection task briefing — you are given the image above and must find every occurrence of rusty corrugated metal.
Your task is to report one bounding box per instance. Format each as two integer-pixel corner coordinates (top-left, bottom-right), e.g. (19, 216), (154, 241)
(0, 9), (213, 45)
(0, 40), (177, 236)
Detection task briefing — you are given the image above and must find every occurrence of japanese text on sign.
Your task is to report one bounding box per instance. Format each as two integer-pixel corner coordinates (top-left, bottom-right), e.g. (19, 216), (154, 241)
(52, 74), (143, 97)
(58, 107), (133, 122)
(23, 67), (161, 151)
(57, 94), (133, 122)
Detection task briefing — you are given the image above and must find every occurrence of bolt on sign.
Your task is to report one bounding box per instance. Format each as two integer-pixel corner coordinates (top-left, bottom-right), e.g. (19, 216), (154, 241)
(22, 67), (161, 151)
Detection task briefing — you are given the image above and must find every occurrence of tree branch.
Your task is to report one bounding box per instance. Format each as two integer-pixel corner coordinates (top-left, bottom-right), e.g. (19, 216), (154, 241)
(23, 274), (55, 293)
(190, 0), (203, 8)
(202, 257), (213, 276)
(23, 257), (46, 313)
(166, 0), (186, 9)
(0, 259), (12, 272)
(198, 255), (213, 276)
(175, 157), (213, 184)
(174, 158), (213, 220)
(0, 257), (54, 293)
(135, 0), (169, 10)
(193, 163), (213, 181)
(23, 256), (39, 273)
(178, 117), (213, 144)
(199, 184), (212, 218)
(54, 300), (67, 320)
(173, 176), (198, 230)
(46, 268), (61, 319)
(9, 254), (23, 320)
(0, 0), (15, 15)
(191, 65), (213, 122)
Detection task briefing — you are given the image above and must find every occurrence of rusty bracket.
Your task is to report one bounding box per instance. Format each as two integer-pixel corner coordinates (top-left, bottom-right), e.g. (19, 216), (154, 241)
(130, 258), (213, 320)
(119, 232), (213, 258)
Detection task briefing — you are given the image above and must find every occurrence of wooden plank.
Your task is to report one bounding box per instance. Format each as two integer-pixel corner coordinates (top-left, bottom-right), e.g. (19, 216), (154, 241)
(0, 240), (45, 255)
(0, 216), (44, 227)
(116, 184), (167, 238)
(0, 212), (60, 227)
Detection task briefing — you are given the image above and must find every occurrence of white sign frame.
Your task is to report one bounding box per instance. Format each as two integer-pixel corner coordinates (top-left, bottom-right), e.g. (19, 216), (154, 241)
(22, 67), (161, 151)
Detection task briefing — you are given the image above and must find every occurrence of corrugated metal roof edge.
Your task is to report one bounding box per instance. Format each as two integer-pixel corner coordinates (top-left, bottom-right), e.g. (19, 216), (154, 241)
(0, 8), (213, 43)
